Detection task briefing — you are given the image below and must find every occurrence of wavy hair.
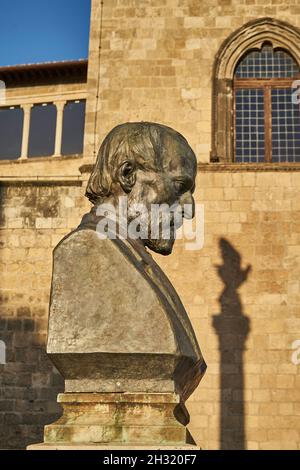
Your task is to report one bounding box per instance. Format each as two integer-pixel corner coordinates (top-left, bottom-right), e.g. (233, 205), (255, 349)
(85, 122), (194, 204)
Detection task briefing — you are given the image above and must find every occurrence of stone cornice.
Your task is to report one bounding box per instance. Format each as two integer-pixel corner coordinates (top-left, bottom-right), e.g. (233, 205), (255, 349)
(0, 178), (82, 186)
(0, 60), (88, 87)
(197, 162), (300, 172)
(80, 161), (300, 174)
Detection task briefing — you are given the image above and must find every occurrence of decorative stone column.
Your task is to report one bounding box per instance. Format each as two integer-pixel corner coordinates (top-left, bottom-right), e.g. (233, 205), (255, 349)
(54, 100), (66, 157)
(20, 103), (33, 159)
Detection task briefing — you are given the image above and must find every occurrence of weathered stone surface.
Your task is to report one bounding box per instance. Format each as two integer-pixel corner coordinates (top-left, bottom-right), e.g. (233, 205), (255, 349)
(42, 393), (189, 446)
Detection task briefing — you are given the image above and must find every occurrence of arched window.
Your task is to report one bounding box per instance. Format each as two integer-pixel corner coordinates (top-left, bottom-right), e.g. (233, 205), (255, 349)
(212, 18), (300, 163)
(234, 44), (300, 162)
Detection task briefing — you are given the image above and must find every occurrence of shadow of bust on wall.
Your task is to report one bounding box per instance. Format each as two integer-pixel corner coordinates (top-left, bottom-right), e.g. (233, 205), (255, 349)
(29, 122), (207, 449)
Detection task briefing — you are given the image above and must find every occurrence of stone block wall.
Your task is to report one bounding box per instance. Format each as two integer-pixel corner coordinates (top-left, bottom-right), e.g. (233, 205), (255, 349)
(0, 181), (90, 449)
(1, 168), (299, 449)
(84, 0), (300, 162)
(154, 168), (300, 450)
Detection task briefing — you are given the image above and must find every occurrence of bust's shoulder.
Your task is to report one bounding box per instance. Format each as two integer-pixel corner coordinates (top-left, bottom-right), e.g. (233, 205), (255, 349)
(53, 226), (134, 273)
(51, 226), (161, 309)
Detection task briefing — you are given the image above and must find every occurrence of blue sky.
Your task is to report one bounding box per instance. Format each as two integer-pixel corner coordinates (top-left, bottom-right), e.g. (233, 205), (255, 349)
(0, 0), (91, 67)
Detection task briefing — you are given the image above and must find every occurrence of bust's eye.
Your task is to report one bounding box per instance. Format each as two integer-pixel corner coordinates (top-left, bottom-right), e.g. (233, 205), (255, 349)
(174, 180), (186, 194)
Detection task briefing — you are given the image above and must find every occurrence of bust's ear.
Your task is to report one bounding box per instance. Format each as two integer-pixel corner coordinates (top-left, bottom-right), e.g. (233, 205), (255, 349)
(118, 160), (136, 192)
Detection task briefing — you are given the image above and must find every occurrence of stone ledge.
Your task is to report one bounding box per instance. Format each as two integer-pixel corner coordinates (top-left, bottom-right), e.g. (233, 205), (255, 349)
(0, 178), (83, 186)
(27, 443), (199, 450)
(79, 162), (300, 174)
(0, 154), (83, 165)
(199, 162), (300, 172)
(57, 392), (181, 404)
(79, 163), (94, 174)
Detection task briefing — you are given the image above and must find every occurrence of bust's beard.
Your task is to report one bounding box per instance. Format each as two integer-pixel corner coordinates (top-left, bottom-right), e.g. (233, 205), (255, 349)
(145, 236), (175, 256)
(125, 211), (177, 256)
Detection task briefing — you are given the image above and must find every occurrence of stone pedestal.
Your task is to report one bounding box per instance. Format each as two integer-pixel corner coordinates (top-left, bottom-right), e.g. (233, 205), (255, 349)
(29, 392), (195, 448)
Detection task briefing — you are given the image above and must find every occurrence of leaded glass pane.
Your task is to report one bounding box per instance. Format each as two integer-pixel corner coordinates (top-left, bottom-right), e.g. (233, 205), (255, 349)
(235, 89), (265, 162)
(271, 88), (300, 162)
(235, 45), (299, 79)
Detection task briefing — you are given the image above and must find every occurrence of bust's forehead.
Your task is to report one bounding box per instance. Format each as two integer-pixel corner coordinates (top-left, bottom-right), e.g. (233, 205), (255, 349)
(161, 132), (197, 175)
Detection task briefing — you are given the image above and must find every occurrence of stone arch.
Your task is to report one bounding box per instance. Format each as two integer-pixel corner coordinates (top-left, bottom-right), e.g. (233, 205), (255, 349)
(211, 18), (300, 162)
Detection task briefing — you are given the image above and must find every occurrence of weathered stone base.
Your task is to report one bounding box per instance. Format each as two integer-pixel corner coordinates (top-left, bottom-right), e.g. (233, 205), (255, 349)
(28, 444), (198, 450)
(36, 392), (193, 447)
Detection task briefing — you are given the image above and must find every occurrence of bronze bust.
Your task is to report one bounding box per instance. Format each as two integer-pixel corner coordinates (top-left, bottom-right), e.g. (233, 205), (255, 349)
(45, 122), (206, 447)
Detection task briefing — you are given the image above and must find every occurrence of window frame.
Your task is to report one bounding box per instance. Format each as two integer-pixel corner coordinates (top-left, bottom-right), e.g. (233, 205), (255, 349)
(211, 17), (300, 163)
(233, 75), (300, 162)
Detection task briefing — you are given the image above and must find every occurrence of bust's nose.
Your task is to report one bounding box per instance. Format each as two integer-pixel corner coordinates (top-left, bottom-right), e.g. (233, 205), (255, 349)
(179, 191), (195, 219)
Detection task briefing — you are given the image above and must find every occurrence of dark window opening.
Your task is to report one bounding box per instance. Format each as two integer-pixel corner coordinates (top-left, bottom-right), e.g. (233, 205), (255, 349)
(28, 103), (56, 158)
(0, 106), (23, 160)
(61, 100), (86, 155)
